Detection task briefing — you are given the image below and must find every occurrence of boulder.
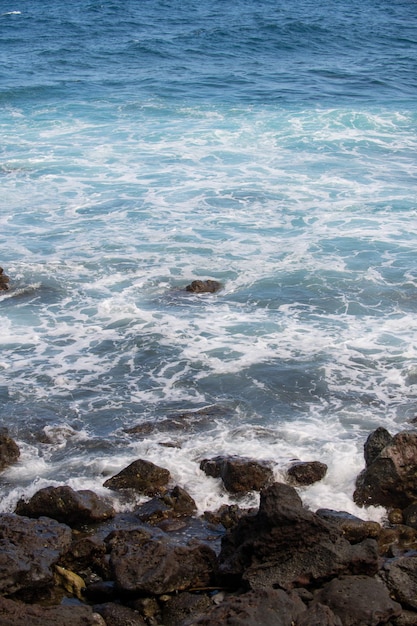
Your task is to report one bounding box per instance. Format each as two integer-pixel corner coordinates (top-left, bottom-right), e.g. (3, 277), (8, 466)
(312, 575), (402, 626)
(381, 553), (417, 610)
(135, 485), (197, 524)
(219, 482), (379, 590)
(103, 458), (170, 495)
(0, 267), (10, 291)
(0, 432), (20, 471)
(15, 485), (115, 527)
(200, 456), (273, 494)
(0, 597), (105, 626)
(0, 513), (72, 595)
(107, 528), (216, 595)
(287, 461), (327, 486)
(354, 431), (417, 509)
(363, 427), (393, 466)
(185, 280), (222, 294)
(316, 509), (381, 543)
(189, 588), (305, 626)
(93, 602), (147, 626)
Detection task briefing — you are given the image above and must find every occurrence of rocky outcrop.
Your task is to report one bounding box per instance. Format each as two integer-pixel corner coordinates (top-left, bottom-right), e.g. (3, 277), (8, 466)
(0, 432), (20, 471)
(0, 267), (9, 291)
(185, 279), (222, 293)
(354, 430), (417, 509)
(218, 482), (379, 590)
(103, 458), (170, 495)
(15, 485), (115, 527)
(200, 455), (273, 494)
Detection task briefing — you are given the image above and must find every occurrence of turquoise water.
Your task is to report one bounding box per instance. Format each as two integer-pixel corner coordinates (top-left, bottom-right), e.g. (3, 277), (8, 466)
(1, 0), (417, 516)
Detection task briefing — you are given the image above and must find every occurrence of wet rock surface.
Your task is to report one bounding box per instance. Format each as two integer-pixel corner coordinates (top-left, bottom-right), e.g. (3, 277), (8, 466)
(2, 427), (417, 624)
(0, 267), (10, 291)
(287, 460), (328, 485)
(0, 432), (20, 471)
(200, 455), (273, 493)
(185, 279), (222, 293)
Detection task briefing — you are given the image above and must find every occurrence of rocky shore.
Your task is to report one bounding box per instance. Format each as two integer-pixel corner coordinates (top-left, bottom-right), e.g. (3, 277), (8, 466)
(1, 427), (417, 625)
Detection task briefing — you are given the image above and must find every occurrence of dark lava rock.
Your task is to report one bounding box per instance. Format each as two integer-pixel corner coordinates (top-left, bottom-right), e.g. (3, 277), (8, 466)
(402, 503), (417, 529)
(312, 575), (402, 626)
(0, 596), (105, 626)
(161, 591), (212, 626)
(107, 528), (216, 595)
(364, 427), (393, 466)
(103, 458), (170, 495)
(381, 553), (417, 610)
(135, 485), (197, 524)
(189, 588), (305, 626)
(296, 602), (343, 626)
(204, 503), (256, 530)
(200, 455), (273, 494)
(316, 509), (381, 543)
(0, 267), (10, 291)
(0, 432), (20, 471)
(354, 431), (417, 509)
(93, 602), (146, 626)
(0, 513), (72, 595)
(185, 280), (222, 294)
(15, 485), (115, 527)
(219, 482), (379, 590)
(287, 460), (328, 486)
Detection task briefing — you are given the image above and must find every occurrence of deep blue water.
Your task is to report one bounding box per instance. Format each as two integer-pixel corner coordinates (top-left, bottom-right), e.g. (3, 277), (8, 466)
(1, 0), (417, 516)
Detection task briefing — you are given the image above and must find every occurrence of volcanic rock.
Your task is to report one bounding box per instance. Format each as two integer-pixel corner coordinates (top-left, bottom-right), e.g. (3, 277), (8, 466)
(312, 575), (402, 626)
(0, 596), (105, 626)
(15, 485), (115, 527)
(107, 528), (216, 595)
(381, 553), (417, 610)
(185, 279), (222, 294)
(0, 267), (10, 291)
(0, 513), (72, 595)
(200, 455), (273, 494)
(354, 430), (417, 509)
(0, 432), (20, 471)
(219, 482), (379, 590)
(103, 458), (170, 495)
(93, 602), (147, 626)
(135, 485), (197, 524)
(287, 460), (328, 486)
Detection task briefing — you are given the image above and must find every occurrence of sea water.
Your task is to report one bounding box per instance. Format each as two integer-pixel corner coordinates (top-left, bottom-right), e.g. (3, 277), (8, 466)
(1, 0), (417, 519)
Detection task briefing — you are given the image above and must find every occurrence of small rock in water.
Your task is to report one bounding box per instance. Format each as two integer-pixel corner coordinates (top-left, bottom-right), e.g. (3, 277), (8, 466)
(287, 460), (328, 486)
(103, 458), (171, 495)
(0, 267), (10, 291)
(200, 455), (273, 494)
(0, 431), (20, 471)
(185, 279), (222, 293)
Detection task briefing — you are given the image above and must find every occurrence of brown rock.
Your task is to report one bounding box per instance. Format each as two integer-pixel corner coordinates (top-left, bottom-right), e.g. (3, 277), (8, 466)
(103, 458), (170, 495)
(0, 513), (72, 596)
(312, 575), (402, 626)
(200, 456), (273, 494)
(316, 509), (381, 543)
(381, 553), (417, 610)
(287, 461), (327, 486)
(93, 602), (147, 625)
(0, 597), (105, 626)
(108, 529), (216, 595)
(296, 603), (343, 626)
(219, 482), (379, 590)
(0, 432), (20, 471)
(0, 267), (10, 291)
(354, 431), (417, 509)
(15, 485), (115, 527)
(185, 280), (222, 294)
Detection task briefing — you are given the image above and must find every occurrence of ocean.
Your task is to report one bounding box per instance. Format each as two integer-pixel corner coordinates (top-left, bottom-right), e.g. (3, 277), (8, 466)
(1, 0), (417, 519)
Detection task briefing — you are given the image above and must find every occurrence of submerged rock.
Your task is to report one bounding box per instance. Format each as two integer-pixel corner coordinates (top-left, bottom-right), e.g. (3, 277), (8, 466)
(15, 485), (115, 527)
(0, 431), (20, 471)
(200, 455), (273, 494)
(103, 458), (170, 495)
(185, 279), (222, 294)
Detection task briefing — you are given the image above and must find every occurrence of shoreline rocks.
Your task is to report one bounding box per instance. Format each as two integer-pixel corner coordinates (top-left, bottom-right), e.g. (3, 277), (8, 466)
(2, 427), (417, 624)
(0, 267), (9, 291)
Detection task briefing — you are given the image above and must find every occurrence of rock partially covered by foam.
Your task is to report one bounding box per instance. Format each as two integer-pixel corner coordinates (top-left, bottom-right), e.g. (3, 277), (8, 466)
(15, 485), (115, 527)
(354, 430), (417, 509)
(200, 455), (274, 494)
(103, 458), (170, 495)
(185, 279), (222, 293)
(0, 431), (20, 471)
